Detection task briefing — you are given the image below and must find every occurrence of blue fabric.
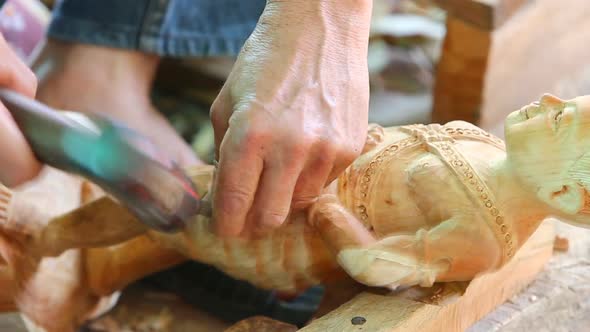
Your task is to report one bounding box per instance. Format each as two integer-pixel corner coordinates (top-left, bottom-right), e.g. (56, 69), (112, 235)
(47, 0), (265, 57)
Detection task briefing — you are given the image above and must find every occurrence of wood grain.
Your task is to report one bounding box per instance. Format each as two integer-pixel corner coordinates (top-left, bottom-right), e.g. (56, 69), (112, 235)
(432, 16), (491, 124)
(299, 220), (554, 332)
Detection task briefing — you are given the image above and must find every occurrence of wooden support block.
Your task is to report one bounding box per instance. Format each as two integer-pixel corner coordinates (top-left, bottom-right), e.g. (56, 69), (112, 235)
(432, 16), (492, 124)
(432, 0), (590, 133)
(479, 0), (590, 132)
(299, 220), (555, 332)
(434, 0), (529, 30)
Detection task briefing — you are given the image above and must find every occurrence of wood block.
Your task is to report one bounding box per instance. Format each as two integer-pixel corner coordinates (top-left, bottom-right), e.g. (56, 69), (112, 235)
(299, 220), (555, 332)
(434, 0), (529, 30)
(432, 0), (590, 132)
(432, 16), (492, 124)
(479, 0), (590, 131)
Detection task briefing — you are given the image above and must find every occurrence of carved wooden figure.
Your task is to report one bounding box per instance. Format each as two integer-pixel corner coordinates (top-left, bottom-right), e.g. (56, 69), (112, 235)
(1, 94), (589, 332)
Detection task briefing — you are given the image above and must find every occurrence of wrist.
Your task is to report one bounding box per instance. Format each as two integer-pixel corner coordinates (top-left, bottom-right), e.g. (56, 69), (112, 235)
(263, 0), (373, 44)
(267, 0), (372, 13)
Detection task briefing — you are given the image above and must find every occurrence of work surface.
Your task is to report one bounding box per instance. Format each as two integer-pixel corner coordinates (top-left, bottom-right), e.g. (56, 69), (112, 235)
(1, 220), (589, 332)
(469, 220), (590, 332)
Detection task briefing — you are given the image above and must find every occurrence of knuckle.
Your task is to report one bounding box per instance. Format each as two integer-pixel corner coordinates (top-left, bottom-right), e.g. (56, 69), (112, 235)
(291, 195), (319, 210)
(337, 143), (361, 164)
(21, 68), (37, 95)
(218, 188), (252, 214)
(288, 139), (311, 161)
(241, 127), (270, 149)
(209, 103), (225, 127)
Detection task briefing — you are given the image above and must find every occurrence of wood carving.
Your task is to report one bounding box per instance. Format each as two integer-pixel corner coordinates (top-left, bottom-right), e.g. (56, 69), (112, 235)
(0, 93), (588, 331)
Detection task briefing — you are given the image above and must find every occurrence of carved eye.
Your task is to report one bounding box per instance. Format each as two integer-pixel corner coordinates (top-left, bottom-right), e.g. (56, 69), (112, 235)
(551, 109), (564, 132)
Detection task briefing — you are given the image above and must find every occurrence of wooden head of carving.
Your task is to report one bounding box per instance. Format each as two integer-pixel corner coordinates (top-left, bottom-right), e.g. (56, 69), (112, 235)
(504, 94), (590, 228)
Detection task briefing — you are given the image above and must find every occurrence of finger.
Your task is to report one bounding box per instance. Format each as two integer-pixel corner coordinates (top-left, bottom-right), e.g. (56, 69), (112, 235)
(212, 130), (263, 237)
(0, 103), (41, 186)
(0, 35), (37, 97)
(245, 155), (305, 236)
(325, 148), (360, 186)
(209, 87), (232, 161)
(291, 146), (336, 211)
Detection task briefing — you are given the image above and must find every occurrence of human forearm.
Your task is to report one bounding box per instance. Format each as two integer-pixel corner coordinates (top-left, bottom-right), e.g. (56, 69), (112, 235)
(263, 0), (373, 48)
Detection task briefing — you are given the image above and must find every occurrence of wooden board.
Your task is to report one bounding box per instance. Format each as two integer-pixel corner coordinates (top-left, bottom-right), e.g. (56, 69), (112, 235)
(469, 220), (590, 332)
(298, 220), (555, 332)
(0, 222), (560, 332)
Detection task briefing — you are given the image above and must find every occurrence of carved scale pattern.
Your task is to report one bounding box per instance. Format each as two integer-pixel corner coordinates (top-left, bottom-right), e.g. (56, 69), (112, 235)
(356, 123), (513, 265)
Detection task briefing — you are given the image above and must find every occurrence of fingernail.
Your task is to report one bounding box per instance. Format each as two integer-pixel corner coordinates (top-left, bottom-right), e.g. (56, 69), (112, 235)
(259, 212), (286, 230)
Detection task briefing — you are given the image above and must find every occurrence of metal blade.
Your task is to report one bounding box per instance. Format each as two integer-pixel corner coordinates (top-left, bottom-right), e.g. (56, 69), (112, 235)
(0, 88), (211, 232)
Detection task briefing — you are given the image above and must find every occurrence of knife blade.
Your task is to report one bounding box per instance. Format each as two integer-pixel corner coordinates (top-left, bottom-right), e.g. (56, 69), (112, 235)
(0, 88), (211, 233)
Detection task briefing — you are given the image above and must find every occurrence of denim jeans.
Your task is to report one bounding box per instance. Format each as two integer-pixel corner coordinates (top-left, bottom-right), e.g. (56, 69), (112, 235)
(47, 0), (266, 57)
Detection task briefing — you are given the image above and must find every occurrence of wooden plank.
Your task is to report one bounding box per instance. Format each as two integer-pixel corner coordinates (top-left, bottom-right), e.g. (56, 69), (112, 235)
(469, 220), (590, 332)
(299, 220), (555, 332)
(434, 0), (529, 30)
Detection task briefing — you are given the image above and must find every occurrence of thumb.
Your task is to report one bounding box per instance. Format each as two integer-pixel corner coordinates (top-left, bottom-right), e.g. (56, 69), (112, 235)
(0, 103), (41, 186)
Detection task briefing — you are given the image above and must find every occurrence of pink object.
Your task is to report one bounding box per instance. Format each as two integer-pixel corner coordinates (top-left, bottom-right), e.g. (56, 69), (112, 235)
(0, 0), (49, 62)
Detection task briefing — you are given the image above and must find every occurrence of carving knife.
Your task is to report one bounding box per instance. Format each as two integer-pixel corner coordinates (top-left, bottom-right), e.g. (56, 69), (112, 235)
(0, 88), (211, 233)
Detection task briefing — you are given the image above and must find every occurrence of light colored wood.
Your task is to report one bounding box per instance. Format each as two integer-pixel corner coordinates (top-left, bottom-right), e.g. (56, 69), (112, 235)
(434, 0), (529, 30)
(5, 94), (590, 330)
(299, 220), (555, 332)
(433, 0), (590, 132)
(469, 221), (590, 332)
(430, 0), (530, 124)
(432, 16), (491, 124)
(480, 0), (590, 131)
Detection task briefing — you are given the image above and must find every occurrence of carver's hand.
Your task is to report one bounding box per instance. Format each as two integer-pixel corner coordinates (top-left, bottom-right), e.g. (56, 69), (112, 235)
(0, 33), (40, 186)
(210, 0), (372, 237)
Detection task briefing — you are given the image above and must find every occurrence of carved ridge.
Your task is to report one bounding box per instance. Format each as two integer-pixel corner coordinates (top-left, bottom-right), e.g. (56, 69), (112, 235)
(444, 126), (506, 150)
(0, 185), (12, 222)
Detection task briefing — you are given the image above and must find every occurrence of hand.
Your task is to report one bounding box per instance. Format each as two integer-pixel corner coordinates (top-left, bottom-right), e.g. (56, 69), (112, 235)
(209, 0), (373, 237)
(0, 33), (40, 186)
